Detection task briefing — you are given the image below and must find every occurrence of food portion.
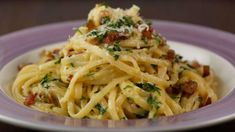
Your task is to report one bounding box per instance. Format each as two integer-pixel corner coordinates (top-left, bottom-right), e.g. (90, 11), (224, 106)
(12, 4), (217, 120)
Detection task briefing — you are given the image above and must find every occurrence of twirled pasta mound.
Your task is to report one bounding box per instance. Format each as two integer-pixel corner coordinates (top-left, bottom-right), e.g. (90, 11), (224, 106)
(12, 4), (217, 120)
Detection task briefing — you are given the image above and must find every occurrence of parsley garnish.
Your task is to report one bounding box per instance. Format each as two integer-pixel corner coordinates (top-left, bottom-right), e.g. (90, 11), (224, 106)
(124, 85), (133, 89)
(147, 96), (161, 109)
(88, 30), (106, 42)
(41, 74), (50, 89)
(135, 82), (161, 94)
(73, 27), (83, 34)
(86, 72), (95, 77)
(98, 2), (109, 8)
(70, 63), (74, 67)
(113, 54), (120, 60)
(54, 57), (62, 64)
(95, 103), (106, 115)
(175, 55), (183, 62)
(144, 19), (152, 25)
(151, 64), (158, 69)
(100, 16), (111, 24)
(141, 37), (148, 44)
(105, 42), (121, 60)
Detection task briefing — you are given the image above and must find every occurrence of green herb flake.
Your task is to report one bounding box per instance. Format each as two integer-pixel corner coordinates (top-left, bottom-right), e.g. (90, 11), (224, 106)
(144, 19), (152, 25)
(54, 57), (62, 64)
(135, 82), (161, 94)
(124, 85), (133, 89)
(124, 48), (133, 53)
(154, 36), (162, 45)
(171, 95), (181, 101)
(147, 96), (161, 109)
(86, 72), (95, 77)
(141, 37), (148, 44)
(70, 63), (74, 67)
(113, 42), (121, 52)
(113, 54), (120, 60)
(175, 55), (183, 62)
(95, 103), (106, 115)
(100, 16), (111, 24)
(151, 64), (158, 69)
(73, 27), (83, 34)
(41, 74), (50, 89)
(98, 2), (109, 8)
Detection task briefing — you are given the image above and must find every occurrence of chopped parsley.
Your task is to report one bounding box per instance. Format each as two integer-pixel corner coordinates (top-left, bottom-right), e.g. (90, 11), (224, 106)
(135, 82), (161, 94)
(141, 37), (148, 44)
(108, 16), (135, 28)
(73, 27), (83, 34)
(124, 85), (133, 89)
(154, 35), (162, 45)
(171, 95), (181, 101)
(100, 16), (111, 24)
(88, 30), (106, 42)
(54, 57), (62, 64)
(175, 55), (183, 62)
(151, 64), (158, 69)
(70, 63), (74, 67)
(105, 42), (121, 60)
(144, 19), (152, 26)
(40, 74), (50, 89)
(147, 96), (161, 109)
(98, 2), (109, 8)
(113, 54), (120, 60)
(95, 103), (106, 115)
(86, 72), (95, 77)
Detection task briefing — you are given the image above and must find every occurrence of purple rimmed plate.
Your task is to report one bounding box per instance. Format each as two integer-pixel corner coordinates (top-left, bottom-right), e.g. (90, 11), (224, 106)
(0, 20), (235, 131)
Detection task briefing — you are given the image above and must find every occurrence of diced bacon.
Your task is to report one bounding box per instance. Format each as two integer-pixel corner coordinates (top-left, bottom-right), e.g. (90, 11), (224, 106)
(166, 84), (181, 95)
(191, 60), (201, 68)
(86, 20), (96, 31)
(203, 65), (210, 77)
(142, 27), (153, 39)
(24, 93), (37, 106)
(52, 49), (60, 58)
(166, 49), (175, 62)
(103, 31), (121, 44)
(67, 74), (73, 82)
(181, 80), (198, 95)
(67, 49), (84, 57)
(17, 63), (31, 71)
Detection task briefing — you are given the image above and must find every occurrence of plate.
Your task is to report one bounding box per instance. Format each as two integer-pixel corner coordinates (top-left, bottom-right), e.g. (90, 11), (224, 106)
(0, 20), (235, 131)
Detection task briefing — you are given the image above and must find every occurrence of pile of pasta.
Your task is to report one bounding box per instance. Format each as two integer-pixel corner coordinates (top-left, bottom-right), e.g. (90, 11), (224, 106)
(12, 4), (217, 120)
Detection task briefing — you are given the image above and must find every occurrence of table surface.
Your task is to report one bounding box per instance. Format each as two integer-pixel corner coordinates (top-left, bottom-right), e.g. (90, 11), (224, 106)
(0, 0), (235, 131)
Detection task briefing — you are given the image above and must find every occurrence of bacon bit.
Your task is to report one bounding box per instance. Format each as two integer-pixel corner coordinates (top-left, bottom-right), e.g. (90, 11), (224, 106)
(199, 97), (212, 107)
(191, 60), (201, 68)
(48, 92), (59, 106)
(45, 52), (55, 62)
(203, 65), (210, 77)
(166, 49), (175, 62)
(103, 31), (125, 44)
(87, 20), (96, 31)
(142, 27), (153, 39)
(67, 74), (73, 82)
(67, 48), (84, 57)
(24, 93), (37, 106)
(181, 80), (198, 95)
(17, 63), (31, 71)
(52, 49), (60, 58)
(166, 84), (181, 95)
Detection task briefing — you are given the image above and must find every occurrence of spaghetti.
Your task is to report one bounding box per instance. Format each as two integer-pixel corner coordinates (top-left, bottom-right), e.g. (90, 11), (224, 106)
(12, 4), (217, 120)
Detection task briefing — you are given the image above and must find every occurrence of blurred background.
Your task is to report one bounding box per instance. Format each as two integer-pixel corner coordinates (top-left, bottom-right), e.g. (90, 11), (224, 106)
(1, 0), (235, 36)
(0, 0), (235, 131)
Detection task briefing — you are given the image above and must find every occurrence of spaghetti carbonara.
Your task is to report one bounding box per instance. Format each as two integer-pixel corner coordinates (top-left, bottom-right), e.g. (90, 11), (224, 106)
(12, 4), (217, 120)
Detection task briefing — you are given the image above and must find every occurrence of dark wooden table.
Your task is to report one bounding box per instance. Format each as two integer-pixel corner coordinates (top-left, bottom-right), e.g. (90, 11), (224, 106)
(0, 0), (235, 131)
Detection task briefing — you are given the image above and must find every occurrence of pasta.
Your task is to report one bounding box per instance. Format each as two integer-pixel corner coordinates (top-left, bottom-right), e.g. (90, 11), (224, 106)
(12, 4), (217, 120)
